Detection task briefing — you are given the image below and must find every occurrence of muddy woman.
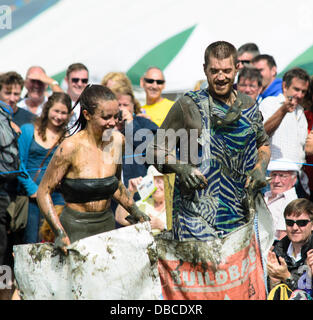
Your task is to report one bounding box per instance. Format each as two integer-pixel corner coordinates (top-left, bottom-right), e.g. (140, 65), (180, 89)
(37, 84), (149, 255)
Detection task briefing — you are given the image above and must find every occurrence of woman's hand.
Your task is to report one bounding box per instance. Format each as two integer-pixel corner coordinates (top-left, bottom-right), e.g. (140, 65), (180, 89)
(54, 230), (71, 255)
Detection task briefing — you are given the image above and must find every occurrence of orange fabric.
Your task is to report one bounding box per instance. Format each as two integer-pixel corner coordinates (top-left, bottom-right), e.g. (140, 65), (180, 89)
(158, 236), (266, 300)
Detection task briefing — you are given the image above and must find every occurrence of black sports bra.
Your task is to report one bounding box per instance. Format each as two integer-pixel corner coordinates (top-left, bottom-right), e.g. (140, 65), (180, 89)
(60, 176), (119, 203)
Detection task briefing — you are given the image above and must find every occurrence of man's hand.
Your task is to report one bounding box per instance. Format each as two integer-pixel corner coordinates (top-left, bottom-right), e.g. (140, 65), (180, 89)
(306, 249), (313, 275)
(245, 166), (267, 193)
(282, 96), (297, 113)
(267, 250), (291, 281)
(178, 165), (208, 192)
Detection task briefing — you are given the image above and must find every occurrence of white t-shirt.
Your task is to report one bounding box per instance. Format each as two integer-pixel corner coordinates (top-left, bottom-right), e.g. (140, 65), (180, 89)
(17, 96), (48, 116)
(264, 187), (298, 238)
(259, 93), (308, 169)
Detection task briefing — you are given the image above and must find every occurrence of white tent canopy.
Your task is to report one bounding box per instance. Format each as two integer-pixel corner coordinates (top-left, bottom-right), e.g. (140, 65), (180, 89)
(0, 0), (313, 93)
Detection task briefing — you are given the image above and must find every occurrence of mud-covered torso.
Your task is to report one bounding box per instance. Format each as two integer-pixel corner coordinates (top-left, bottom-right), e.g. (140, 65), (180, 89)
(172, 89), (265, 240)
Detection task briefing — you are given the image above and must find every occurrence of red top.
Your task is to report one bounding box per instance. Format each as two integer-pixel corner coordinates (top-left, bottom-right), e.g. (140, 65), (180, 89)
(304, 110), (313, 191)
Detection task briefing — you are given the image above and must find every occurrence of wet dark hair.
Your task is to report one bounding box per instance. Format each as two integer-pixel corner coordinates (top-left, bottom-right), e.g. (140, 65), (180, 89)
(36, 92), (72, 141)
(71, 84), (117, 134)
(284, 198), (313, 220)
(204, 41), (237, 69)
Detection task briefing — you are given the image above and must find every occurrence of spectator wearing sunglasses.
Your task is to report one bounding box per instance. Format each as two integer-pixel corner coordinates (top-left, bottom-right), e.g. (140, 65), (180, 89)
(18, 66), (62, 116)
(140, 67), (174, 127)
(264, 158), (299, 240)
(65, 63), (89, 131)
(237, 42), (260, 70)
(267, 198), (313, 299)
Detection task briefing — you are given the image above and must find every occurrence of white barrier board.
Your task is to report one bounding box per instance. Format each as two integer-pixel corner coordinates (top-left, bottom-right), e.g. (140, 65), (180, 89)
(13, 222), (162, 300)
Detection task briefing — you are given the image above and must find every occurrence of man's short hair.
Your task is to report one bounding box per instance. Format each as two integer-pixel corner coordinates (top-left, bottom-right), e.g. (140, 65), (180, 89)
(66, 63), (89, 78)
(251, 54), (277, 69)
(204, 41), (237, 68)
(282, 67), (310, 88)
(238, 67), (262, 87)
(284, 198), (313, 220)
(0, 71), (24, 90)
(237, 43), (260, 58)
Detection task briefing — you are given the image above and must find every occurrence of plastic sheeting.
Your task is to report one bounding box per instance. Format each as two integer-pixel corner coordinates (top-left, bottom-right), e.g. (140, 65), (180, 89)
(13, 222), (161, 300)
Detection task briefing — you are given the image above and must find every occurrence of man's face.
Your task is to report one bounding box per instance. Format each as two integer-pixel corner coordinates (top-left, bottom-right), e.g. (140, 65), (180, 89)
(237, 77), (262, 101)
(269, 170), (297, 196)
(285, 211), (313, 246)
(237, 52), (254, 70)
(66, 69), (89, 101)
(252, 59), (276, 90)
(0, 84), (22, 112)
(140, 68), (165, 103)
(25, 67), (47, 101)
(204, 55), (237, 98)
(283, 77), (309, 107)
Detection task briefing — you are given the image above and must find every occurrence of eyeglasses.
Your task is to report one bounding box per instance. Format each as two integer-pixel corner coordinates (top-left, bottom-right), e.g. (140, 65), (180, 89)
(285, 219), (312, 227)
(144, 78), (165, 85)
(237, 59), (251, 65)
(269, 172), (295, 180)
(71, 78), (88, 84)
(237, 83), (259, 90)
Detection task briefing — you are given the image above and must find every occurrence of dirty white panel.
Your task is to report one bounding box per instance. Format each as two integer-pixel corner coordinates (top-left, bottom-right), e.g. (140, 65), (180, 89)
(13, 222), (161, 300)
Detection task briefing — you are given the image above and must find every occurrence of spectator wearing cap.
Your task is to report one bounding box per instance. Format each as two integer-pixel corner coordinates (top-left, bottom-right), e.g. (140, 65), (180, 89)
(264, 158), (299, 240)
(115, 165), (166, 235)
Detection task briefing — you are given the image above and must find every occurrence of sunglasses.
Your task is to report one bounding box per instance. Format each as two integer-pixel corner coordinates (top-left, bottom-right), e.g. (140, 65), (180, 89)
(71, 78), (88, 84)
(144, 78), (165, 85)
(285, 219), (312, 227)
(237, 60), (251, 65)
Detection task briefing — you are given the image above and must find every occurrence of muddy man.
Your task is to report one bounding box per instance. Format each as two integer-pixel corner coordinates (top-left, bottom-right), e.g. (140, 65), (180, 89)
(147, 41), (271, 241)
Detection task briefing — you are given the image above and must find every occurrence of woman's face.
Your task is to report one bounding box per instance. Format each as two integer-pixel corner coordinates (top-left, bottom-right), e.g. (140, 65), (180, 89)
(48, 102), (70, 127)
(118, 94), (134, 114)
(152, 176), (165, 201)
(89, 99), (119, 134)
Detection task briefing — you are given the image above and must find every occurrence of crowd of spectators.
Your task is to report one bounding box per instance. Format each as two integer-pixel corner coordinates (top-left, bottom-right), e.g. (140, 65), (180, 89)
(1, 41), (313, 300)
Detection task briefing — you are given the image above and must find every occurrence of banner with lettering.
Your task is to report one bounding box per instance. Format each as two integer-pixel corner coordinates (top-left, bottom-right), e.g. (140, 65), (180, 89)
(156, 219), (266, 300)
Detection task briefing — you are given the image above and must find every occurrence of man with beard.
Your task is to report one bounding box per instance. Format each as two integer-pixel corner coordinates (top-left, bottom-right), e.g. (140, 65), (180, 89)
(140, 67), (174, 127)
(18, 66), (62, 116)
(147, 41), (271, 240)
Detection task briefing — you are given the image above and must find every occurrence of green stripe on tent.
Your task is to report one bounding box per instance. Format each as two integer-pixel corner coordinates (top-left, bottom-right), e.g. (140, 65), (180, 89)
(127, 25), (197, 86)
(51, 70), (66, 84)
(278, 44), (313, 77)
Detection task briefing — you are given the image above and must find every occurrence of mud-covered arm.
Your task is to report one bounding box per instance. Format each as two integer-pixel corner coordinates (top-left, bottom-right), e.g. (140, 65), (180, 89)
(146, 96), (207, 191)
(37, 140), (72, 254)
(113, 181), (150, 222)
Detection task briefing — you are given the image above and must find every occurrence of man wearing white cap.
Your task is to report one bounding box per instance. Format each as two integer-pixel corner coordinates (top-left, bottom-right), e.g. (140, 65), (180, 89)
(264, 158), (299, 240)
